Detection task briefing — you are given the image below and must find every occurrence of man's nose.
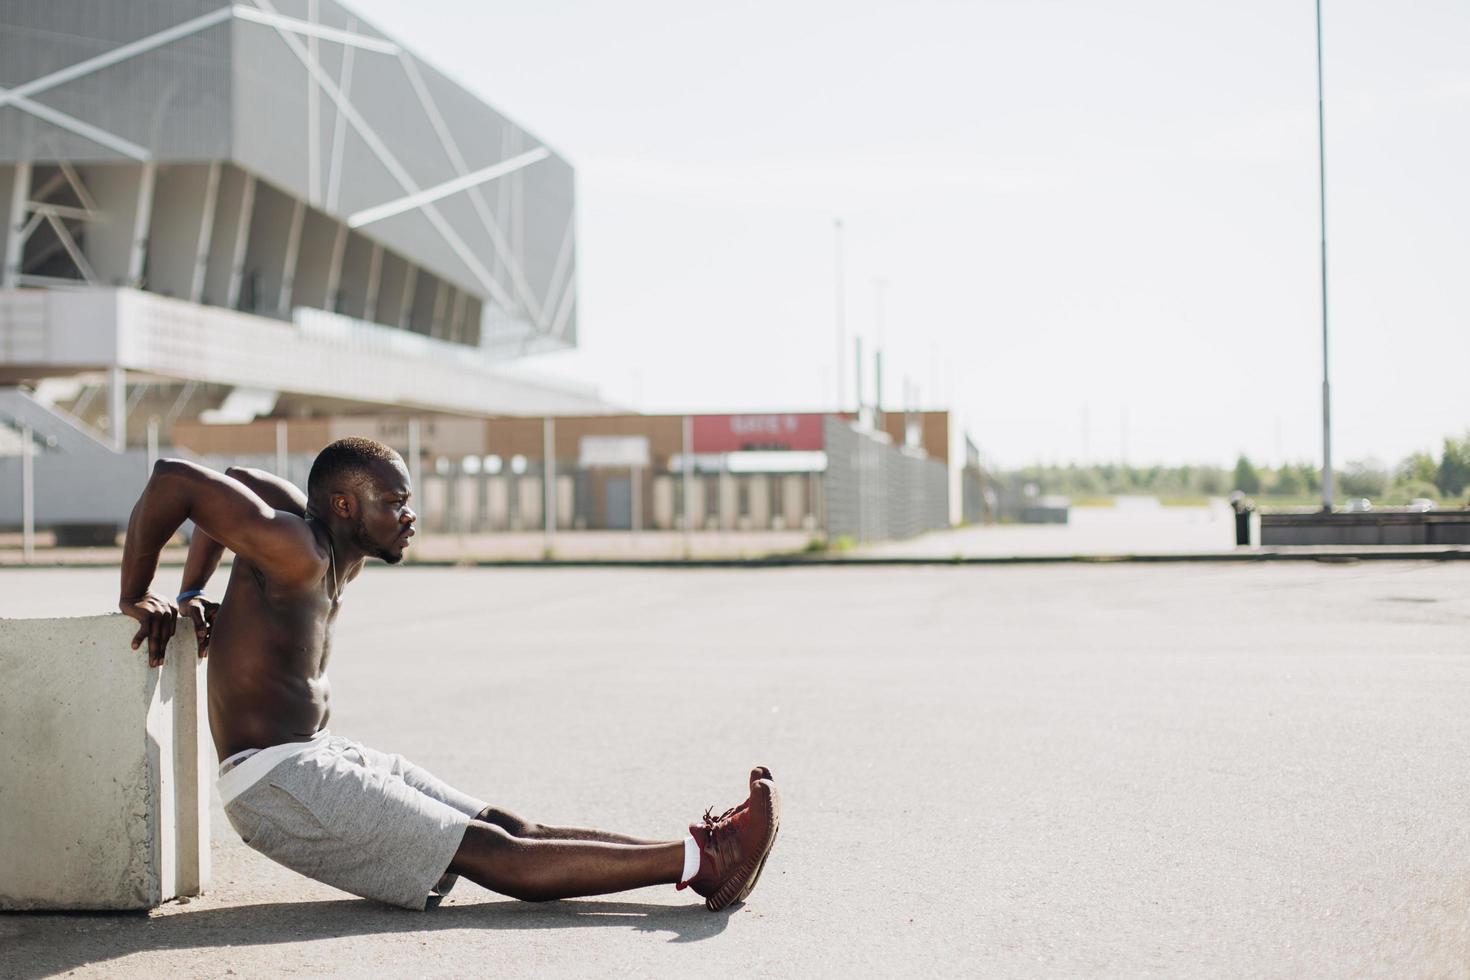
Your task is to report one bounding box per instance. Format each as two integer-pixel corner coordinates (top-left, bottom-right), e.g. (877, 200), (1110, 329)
(402, 507), (417, 525)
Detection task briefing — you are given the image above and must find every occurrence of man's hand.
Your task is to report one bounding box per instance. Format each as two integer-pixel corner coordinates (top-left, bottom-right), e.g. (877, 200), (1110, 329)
(120, 592), (179, 667)
(180, 595), (219, 658)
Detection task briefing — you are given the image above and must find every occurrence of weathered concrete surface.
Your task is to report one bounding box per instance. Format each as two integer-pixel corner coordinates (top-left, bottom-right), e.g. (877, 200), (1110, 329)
(0, 614), (208, 910)
(0, 563), (1468, 977)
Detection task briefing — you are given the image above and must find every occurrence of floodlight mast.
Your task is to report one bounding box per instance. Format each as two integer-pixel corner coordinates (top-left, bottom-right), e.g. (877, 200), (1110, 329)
(1316, 0), (1334, 512)
(834, 218), (847, 412)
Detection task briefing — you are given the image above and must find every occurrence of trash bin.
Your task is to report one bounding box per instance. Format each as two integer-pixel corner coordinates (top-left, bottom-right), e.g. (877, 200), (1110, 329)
(1229, 492), (1254, 547)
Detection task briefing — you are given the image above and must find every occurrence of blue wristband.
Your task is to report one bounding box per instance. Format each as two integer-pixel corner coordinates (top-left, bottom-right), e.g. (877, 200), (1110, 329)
(177, 589), (206, 603)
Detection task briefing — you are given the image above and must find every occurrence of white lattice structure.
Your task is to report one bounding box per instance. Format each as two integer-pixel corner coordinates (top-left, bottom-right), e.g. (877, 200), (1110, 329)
(0, 0), (592, 450)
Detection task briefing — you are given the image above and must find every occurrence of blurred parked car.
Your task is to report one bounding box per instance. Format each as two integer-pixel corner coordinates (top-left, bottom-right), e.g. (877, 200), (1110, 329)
(1344, 497), (1373, 513)
(1407, 498), (1437, 512)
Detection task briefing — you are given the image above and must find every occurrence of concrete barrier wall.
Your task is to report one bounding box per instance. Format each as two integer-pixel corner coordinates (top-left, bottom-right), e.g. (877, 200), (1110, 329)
(1261, 511), (1470, 546)
(0, 615), (209, 910)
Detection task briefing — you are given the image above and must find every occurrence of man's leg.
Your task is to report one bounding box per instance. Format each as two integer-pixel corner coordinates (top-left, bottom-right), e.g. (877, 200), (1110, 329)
(472, 805), (664, 845)
(448, 822), (684, 902)
(469, 767), (771, 846)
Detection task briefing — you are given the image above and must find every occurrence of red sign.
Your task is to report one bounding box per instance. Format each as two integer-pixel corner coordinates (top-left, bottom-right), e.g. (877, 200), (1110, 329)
(692, 414), (826, 453)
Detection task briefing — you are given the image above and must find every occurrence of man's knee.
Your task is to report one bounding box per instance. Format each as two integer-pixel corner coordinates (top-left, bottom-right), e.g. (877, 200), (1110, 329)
(452, 822), (552, 901)
(474, 805), (544, 839)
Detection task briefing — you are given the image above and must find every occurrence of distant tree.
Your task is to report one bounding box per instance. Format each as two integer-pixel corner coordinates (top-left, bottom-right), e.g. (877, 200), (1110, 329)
(1073, 466), (1105, 495)
(1339, 459), (1389, 499)
(1399, 451), (1439, 486)
(1436, 433), (1470, 497)
(1272, 464), (1305, 496)
(1232, 455), (1260, 494)
(1199, 467), (1226, 495)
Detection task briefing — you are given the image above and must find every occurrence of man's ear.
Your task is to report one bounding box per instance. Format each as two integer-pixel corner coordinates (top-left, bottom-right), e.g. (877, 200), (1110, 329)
(330, 490), (355, 520)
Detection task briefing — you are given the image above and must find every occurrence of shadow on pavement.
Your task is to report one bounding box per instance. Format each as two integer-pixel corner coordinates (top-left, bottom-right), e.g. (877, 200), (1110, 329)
(1, 897), (730, 977)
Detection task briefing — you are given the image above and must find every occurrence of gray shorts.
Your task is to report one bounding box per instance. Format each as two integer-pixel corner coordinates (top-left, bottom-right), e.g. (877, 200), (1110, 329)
(219, 733), (487, 910)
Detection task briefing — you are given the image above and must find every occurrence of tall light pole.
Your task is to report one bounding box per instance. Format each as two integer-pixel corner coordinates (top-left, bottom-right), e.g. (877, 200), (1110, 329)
(872, 276), (887, 421)
(1315, 0), (1334, 511)
(834, 218), (846, 413)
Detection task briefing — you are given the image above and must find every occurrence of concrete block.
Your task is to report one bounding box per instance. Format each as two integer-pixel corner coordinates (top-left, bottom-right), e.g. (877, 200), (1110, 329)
(0, 615), (209, 910)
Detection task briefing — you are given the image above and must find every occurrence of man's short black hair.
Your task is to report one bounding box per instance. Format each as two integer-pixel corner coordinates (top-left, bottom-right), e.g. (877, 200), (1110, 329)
(307, 437), (404, 502)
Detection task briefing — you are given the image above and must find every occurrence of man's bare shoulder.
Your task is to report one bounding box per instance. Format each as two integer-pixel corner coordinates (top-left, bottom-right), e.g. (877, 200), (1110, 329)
(160, 461), (325, 587)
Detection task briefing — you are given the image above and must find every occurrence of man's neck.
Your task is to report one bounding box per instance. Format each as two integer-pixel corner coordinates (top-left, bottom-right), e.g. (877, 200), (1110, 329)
(305, 514), (367, 588)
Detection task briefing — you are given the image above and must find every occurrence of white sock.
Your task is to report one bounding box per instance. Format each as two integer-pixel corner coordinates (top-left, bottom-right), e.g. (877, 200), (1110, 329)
(681, 835), (700, 883)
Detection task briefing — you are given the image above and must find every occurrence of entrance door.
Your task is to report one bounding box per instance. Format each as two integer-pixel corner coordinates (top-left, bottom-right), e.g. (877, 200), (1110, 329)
(605, 475), (633, 530)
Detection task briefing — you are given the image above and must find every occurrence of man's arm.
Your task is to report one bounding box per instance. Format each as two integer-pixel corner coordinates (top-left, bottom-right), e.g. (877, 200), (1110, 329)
(177, 528), (225, 657)
(224, 466), (308, 516)
(176, 467), (308, 657)
(120, 459), (323, 665)
(180, 467), (307, 593)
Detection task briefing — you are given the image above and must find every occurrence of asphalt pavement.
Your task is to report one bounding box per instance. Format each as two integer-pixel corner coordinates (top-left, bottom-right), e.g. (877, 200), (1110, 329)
(2, 561), (1468, 978)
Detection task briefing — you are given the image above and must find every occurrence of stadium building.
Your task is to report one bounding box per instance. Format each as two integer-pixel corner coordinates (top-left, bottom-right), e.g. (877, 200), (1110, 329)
(0, 0), (615, 534)
(1, 0), (598, 428)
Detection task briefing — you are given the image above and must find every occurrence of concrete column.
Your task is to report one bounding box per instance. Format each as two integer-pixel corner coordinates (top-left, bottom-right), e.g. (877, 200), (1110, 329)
(324, 223), (348, 311)
(225, 174), (257, 309)
(276, 199), (306, 316)
(20, 423), (34, 562)
(631, 465), (642, 533)
(749, 474), (770, 528)
(720, 455), (735, 530)
(429, 280), (449, 338)
(190, 162), (221, 303)
(407, 418), (422, 502)
(682, 415), (693, 540)
(128, 163), (156, 287)
(109, 366), (126, 451)
(2, 161), (32, 286)
(448, 289), (467, 344)
(363, 243), (382, 321)
(399, 266), (419, 330)
(543, 416), (555, 551)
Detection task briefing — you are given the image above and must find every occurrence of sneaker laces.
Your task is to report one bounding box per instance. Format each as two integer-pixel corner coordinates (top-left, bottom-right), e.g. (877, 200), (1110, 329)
(702, 804), (738, 826)
(699, 804), (744, 874)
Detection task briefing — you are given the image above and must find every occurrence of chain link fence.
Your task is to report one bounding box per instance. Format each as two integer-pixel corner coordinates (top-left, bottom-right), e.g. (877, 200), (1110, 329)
(822, 417), (948, 542)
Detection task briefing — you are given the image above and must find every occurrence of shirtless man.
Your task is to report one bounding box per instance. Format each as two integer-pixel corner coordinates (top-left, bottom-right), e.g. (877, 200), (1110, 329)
(118, 437), (778, 912)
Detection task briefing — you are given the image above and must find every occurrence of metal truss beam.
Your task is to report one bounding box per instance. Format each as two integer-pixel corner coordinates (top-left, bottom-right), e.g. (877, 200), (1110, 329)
(346, 148), (549, 229)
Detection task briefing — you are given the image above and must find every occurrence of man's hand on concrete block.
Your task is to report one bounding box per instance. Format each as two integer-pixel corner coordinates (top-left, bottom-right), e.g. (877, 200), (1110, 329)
(180, 595), (218, 659)
(119, 592), (179, 667)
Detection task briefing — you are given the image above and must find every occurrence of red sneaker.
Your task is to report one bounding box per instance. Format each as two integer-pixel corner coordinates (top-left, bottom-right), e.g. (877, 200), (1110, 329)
(678, 776), (780, 911)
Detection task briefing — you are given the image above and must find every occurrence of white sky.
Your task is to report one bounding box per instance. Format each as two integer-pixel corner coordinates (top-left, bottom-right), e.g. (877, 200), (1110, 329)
(347, 0), (1469, 469)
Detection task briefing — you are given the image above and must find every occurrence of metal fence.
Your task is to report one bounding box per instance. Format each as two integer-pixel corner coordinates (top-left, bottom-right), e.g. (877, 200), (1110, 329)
(197, 452), (826, 535)
(822, 417), (949, 542)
